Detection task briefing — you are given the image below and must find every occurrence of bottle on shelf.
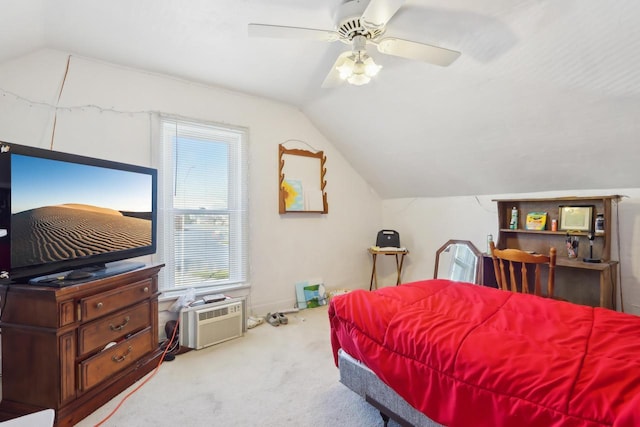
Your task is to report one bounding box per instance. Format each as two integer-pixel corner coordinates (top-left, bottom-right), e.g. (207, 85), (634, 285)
(509, 207), (518, 229)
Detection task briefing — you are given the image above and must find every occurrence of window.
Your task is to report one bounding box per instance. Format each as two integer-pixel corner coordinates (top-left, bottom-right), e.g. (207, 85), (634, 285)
(159, 117), (248, 292)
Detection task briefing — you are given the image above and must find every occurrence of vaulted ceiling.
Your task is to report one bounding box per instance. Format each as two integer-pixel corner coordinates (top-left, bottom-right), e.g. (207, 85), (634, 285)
(2, 0), (639, 197)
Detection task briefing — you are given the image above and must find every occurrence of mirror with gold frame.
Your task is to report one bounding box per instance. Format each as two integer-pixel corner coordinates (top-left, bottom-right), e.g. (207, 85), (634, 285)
(279, 144), (328, 214)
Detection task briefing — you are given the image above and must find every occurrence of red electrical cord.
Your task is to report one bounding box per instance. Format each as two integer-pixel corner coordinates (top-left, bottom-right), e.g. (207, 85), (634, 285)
(94, 319), (180, 426)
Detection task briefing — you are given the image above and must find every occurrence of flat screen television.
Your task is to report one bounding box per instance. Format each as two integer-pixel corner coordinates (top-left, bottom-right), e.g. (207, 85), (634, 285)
(0, 141), (157, 285)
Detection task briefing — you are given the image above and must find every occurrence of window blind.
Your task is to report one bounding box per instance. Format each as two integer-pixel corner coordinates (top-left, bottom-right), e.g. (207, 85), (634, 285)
(159, 117), (248, 290)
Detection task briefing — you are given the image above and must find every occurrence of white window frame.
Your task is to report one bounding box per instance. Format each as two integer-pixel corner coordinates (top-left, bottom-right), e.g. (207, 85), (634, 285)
(157, 116), (248, 295)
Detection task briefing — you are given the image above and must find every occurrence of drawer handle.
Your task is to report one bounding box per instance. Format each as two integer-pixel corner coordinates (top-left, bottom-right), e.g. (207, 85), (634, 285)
(112, 346), (133, 363)
(96, 302), (103, 309)
(143, 286), (149, 293)
(109, 316), (131, 332)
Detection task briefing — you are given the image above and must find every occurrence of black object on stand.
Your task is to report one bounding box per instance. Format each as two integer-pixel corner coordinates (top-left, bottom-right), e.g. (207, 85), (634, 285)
(583, 233), (601, 263)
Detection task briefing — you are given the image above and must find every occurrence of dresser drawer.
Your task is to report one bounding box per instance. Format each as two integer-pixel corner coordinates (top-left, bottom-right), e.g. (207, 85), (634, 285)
(80, 278), (154, 322)
(79, 328), (154, 391)
(78, 301), (151, 356)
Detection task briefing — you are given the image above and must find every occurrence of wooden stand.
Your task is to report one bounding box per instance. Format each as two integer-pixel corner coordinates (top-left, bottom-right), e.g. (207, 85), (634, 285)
(368, 248), (408, 290)
(0, 264), (164, 426)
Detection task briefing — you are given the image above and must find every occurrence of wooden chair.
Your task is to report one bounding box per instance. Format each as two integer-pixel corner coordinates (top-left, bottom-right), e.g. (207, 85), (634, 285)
(489, 241), (557, 297)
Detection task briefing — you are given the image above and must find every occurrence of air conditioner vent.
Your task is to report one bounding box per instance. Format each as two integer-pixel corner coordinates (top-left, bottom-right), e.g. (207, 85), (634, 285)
(199, 307), (229, 321)
(180, 299), (244, 350)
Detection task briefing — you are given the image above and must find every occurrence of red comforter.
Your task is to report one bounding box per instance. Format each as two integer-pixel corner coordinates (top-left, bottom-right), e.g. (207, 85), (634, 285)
(329, 279), (640, 427)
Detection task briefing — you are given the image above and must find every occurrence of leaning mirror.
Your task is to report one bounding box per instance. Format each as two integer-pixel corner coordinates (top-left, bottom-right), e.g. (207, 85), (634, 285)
(433, 239), (482, 284)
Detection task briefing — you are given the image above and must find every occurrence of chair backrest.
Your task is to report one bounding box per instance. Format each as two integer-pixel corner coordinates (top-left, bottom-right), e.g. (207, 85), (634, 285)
(489, 241), (557, 297)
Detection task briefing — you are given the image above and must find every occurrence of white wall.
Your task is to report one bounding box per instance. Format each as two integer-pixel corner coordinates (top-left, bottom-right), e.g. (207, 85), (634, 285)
(4, 49), (636, 322)
(0, 49), (383, 316)
(382, 189), (640, 314)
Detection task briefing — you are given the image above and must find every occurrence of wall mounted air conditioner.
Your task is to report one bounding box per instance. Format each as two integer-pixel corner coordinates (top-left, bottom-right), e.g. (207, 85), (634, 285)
(179, 299), (244, 350)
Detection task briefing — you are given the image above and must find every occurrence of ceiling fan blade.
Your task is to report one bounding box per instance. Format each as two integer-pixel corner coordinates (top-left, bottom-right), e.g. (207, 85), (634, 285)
(376, 37), (461, 66)
(361, 0), (405, 28)
(248, 23), (339, 42)
(321, 51), (351, 88)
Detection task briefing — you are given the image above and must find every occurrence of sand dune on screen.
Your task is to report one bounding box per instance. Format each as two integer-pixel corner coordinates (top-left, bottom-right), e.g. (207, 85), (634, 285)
(57, 203), (124, 216)
(12, 204), (151, 268)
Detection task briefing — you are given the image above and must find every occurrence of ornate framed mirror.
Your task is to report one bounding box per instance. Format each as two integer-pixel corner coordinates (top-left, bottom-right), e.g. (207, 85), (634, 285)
(433, 239), (482, 284)
(279, 144), (328, 214)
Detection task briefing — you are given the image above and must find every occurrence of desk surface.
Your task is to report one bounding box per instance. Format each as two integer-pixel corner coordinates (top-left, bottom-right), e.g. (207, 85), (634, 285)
(483, 253), (616, 271)
(556, 258), (618, 270)
(482, 254), (616, 309)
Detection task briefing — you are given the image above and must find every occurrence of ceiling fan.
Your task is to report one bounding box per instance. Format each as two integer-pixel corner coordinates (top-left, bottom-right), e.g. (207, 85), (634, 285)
(248, 0), (461, 88)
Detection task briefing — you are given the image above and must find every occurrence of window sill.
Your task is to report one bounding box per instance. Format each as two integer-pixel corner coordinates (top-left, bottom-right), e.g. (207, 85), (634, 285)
(159, 282), (250, 303)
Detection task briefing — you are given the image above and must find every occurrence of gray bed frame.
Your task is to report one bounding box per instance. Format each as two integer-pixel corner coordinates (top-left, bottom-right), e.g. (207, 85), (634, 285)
(338, 349), (443, 427)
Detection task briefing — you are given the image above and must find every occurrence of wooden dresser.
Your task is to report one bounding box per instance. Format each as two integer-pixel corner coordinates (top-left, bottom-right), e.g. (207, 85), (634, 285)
(0, 264), (164, 426)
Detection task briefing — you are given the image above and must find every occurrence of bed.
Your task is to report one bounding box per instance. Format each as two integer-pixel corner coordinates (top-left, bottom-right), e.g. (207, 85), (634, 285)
(328, 279), (640, 427)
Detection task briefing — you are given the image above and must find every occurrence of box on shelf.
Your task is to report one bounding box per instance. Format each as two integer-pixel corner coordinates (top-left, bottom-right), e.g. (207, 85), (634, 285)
(525, 212), (548, 230)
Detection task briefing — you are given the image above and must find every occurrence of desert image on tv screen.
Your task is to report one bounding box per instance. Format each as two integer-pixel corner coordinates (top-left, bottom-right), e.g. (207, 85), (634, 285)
(11, 154), (153, 269)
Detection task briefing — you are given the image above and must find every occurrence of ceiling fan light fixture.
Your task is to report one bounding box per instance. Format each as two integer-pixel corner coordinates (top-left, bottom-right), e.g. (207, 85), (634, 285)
(250, 1), (463, 89)
(347, 73), (371, 86)
(336, 51), (382, 86)
(363, 56), (382, 77)
(336, 58), (355, 80)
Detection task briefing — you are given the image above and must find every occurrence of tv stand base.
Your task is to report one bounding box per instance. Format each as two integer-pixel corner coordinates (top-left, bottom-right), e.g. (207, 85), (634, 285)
(0, 349), (162, 426)
(0, 264), (163, 426)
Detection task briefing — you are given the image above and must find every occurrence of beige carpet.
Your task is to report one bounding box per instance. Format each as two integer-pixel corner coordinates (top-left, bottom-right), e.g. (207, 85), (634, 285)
(77, 305), (402, 427)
